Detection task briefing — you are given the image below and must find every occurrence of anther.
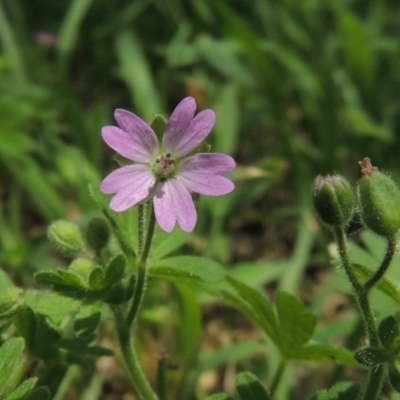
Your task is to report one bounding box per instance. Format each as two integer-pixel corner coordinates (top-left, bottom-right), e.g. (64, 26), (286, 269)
(166, 153), (171, 158)
(156, 159), (160, 163)
(160, 177), (167, 182)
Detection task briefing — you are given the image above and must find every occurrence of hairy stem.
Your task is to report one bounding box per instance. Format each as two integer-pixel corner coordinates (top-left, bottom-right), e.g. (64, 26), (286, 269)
(114, 204), (158, 399)
(364, 234), (397, 293)
(126, 204), (156, 326)
(114, 308), (158, 400)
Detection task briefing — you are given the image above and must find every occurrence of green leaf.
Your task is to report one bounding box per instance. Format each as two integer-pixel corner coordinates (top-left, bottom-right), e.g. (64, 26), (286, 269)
(225, 276), (279, 345)
(74, 303), (102, 338)
(379, 316), (400, 351)
(354, 346), (389, 367)
(13, 307), (36, 351)
(151, 228), (189, 262)
(26, 292), (81, 328)
(310, 381), (361, 400)
(4, 377), (37, 400)
(0, 338), (25, 390)
(105, 253), (126, 286)
(35, 269), (90, 299)
(276, 292), (317, 352)
(149, 256), (225, 289)
(289, 344), (359, 366)
(235, 371), (272, 400)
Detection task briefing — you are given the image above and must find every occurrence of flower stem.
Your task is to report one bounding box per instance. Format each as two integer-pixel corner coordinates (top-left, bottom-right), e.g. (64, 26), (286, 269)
(126, 204), (156, 327)
(362, 364), (385, 400)
(114, 308), (158, 400)
(333, 226), (379, 346)
(113, 204), (158, 400)
(364, 234), (397, 293)
(333, 226), (363, 295)
(334, 227), (397, 400)
(269, 360), (286, 397)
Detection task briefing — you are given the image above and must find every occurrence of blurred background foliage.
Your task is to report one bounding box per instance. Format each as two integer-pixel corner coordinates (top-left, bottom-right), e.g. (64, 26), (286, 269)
(2, 0), (400, 398)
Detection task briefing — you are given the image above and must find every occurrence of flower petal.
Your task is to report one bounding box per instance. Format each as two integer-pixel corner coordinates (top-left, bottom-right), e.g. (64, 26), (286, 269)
(153, 179), (197, 232)
(102, 109), (159, 162)
(180, 153), (236, 175)
(178, 173), (234, 196)
(100, 165), (156, 212)
(162, 97), (196, 154)
(165, 109), (216, 157)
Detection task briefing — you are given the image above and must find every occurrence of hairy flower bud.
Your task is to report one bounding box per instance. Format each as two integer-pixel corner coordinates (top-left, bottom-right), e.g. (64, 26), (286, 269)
(356, 158), (400, 237)
(69, 258), (96, 280)
(0, 287), (22, 319)
(48, 220), (84, 256)
(313, 175), (354, 227)
(85, 218), (110, 252)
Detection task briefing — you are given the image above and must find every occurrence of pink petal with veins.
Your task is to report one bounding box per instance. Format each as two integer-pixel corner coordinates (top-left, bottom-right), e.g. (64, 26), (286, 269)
(100, 164), (156, 211)
(180, 153), (236, 175)
(153, 179), (197, 232)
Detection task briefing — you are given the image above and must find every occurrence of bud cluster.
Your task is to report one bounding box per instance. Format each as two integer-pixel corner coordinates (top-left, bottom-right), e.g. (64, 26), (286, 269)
(313, 158), (400, 237)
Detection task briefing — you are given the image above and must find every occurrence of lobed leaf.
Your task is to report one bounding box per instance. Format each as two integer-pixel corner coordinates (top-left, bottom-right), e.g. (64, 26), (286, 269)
(235, 371), (272, 400)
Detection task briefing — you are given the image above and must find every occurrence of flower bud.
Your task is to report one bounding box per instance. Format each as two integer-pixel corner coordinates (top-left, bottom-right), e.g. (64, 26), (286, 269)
(85, 218), (110, 252)
(313, 175), (354, 227)
(69, 258), (96, 280)
(48, 220), (84, 256)
(356, 158), (400, 237)
(0, 287), (22, 319)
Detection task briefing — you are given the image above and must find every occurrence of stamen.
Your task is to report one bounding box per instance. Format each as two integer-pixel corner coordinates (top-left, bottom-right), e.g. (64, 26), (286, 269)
(160, 177), (166, 182)
(156, 159), (160, 163)
(168, 160), (175, 165)
(166, 153), (171, 158)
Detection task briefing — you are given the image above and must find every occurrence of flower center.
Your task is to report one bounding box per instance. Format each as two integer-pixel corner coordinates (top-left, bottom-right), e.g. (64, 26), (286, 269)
(154, 153), (175, 181)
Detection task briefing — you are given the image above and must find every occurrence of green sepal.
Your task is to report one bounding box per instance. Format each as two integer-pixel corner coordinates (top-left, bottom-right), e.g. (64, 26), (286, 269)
(378, 316), (400, 352)
(357, 170), (400, 236)
(313, 175), (354, 227)
(47, 220), (84, 257)
(389, 359), (400, 392)
(88, 267), (106, 290)
(0, 287), (22, 319)
(354, 346), (390, 367)
(112, 153), (132, 167)
(150, 114), (167, 141)
(235, 371), (272, 400)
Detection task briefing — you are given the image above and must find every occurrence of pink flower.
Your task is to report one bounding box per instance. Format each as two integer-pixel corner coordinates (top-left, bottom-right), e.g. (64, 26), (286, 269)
(100, 97), (235, 232)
